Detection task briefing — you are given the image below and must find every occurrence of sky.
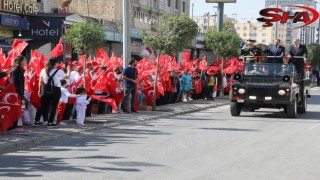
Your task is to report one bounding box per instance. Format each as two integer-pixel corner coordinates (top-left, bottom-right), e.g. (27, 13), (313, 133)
(191, 0), (265, 21)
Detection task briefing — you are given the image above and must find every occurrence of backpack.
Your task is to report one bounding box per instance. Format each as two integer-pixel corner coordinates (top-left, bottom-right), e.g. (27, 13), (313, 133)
(43, 69), (59, 97)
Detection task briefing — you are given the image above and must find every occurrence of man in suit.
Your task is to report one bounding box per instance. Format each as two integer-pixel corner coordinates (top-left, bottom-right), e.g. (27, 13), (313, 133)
(288, 38), (308, 79)
(268, 39), (285, 63)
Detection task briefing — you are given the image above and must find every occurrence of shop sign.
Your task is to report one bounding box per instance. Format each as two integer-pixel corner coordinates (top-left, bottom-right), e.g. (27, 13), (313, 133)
(28, 17), (63, 43)
(0, 14), (29, 28)
(0, 29), (13, 37)
(195, 37), (205, 49)
(131, 40), (142, 54)
(0, 0), (41, 15)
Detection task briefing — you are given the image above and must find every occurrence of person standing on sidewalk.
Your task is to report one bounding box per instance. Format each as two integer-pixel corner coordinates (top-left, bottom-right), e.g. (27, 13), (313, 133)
(10, 56), (27, 130)
(122, 59), (138, 113)
(34, 58), (71, 127)
(56, 79), (77, 126)
(75, 87), (91, 126)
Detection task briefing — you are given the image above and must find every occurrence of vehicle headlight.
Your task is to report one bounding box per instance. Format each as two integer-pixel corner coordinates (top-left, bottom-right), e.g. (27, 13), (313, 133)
(238, 88), (246, 94)
(278, 90), (286, 96)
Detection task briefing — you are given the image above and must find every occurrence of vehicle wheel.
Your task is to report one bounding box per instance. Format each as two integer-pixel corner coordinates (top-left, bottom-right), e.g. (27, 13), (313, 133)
(297, 95), (307, 114)
(287, 97), (297, 118)
(230, 102), (241, 116)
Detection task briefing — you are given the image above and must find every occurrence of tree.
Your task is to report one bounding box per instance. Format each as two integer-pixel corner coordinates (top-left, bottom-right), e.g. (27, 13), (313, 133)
(143, 14), (198, 109)
(64, 20), (105, 88)
(206, 30), (242, 58)
(205, 30), (242, 97)
(307, 43), (320, 67)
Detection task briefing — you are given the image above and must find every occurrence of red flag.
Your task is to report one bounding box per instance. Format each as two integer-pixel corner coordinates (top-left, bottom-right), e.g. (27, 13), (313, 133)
(91, 95), (118, 111)
(29, 50), (45, 76)
(0, 102), (22, 132)
(95, 48), (109, 65)
(50, 38), (63, 57)
(182, 52), (191, 61)
(12, 39), (28, 54)
(1, 82), (16, 94)
(194, 79), (202, 94)
(157, 81), (165, 96)
(223, 65), (238, 75)
(199, 56), (207, 71)
(94, 71), (109, 94)
(106, 72), (123, 104)
(3, 49), (19, 69)
(0, 49), (6, 68)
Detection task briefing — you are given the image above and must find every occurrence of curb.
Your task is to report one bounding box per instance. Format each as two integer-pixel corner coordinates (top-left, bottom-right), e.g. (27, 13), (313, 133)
(0, 101), (230, 154)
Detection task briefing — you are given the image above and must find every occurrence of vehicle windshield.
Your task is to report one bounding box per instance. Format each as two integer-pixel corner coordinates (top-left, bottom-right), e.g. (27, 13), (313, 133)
(243, 63), (294, 76)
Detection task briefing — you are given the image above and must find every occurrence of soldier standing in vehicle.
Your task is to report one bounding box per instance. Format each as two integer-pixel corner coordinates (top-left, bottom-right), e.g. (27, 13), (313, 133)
(240, 39), (261, 63)
(288, 38), (308, 79)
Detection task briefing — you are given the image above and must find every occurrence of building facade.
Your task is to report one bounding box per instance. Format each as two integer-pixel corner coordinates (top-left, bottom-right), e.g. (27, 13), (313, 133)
(234, 19), (286, 45)
(68, 0), (190, 58)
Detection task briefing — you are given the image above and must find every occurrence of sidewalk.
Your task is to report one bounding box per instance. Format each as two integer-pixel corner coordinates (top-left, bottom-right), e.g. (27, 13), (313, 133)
(0, 98), (230, 154)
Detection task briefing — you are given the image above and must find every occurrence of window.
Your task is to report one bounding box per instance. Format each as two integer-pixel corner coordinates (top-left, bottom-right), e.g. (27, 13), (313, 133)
(175, 0), (179, 9)
(168, 0), (171, 7)
(243, 27), (247, 30)
(243, 33), (247, 36)
(204, 19), (208, 23)
(262, 33), (266, 36)
(253, 27), (257, 30)
(182, 1), (185, 12)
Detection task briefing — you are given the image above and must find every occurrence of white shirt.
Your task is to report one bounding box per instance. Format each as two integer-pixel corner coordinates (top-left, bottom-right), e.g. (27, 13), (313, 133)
(40, 68), (66, 87)
(69, 71), (78, 84)
(76, 95), (90, 106)
(59, 87), (77, 103)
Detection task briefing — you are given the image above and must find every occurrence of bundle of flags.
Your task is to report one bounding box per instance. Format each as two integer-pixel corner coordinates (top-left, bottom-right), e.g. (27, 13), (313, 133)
(1, 37), (244, 131)
(135, 52), (244, 106)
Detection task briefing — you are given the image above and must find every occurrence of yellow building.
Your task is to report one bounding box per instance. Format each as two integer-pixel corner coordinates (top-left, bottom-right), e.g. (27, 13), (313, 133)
(235, 19), (287, 45)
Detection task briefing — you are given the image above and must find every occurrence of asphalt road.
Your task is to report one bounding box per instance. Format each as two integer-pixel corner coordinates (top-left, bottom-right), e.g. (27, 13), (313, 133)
(1, 87), (320, 180)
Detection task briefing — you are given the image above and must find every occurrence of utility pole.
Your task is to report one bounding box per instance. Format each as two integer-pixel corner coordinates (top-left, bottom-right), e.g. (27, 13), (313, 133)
(217, 2), (224, 32)
(216, 2), (224, 99)
(275, 0), (279, 40)
(123, 0), (130, 68)
(192, 3), (194, 19)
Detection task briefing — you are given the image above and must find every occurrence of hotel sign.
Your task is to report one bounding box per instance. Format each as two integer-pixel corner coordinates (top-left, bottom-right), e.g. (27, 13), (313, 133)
(0, 0), (41, 15)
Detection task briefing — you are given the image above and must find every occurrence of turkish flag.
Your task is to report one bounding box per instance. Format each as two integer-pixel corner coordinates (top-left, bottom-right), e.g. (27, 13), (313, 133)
(223, 65), (238, 75)
(30, 92), (40, 109)
(1, 82), (16, 94)
(30, 50), (45, 76)
(12, 39), (28, 54)
(142, 87), (154, 107)
(106, 72), (123, 104)
(207, 66), (220, 73)
(229, 57), (239, 66)
(182, 52), (191, 61)
(50, 38), (63, 57)
(3, 49), (19, 69)
(199, 56), (207, 72)
(194, 79), (202, 94)
(91, 95), (118, 111)
(157, 81), (165, 96)
(95, 48), (110, 65)
(94, 71), (109, 94)
(0, 102), (22, 132)
(0, 49), (6, 69)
